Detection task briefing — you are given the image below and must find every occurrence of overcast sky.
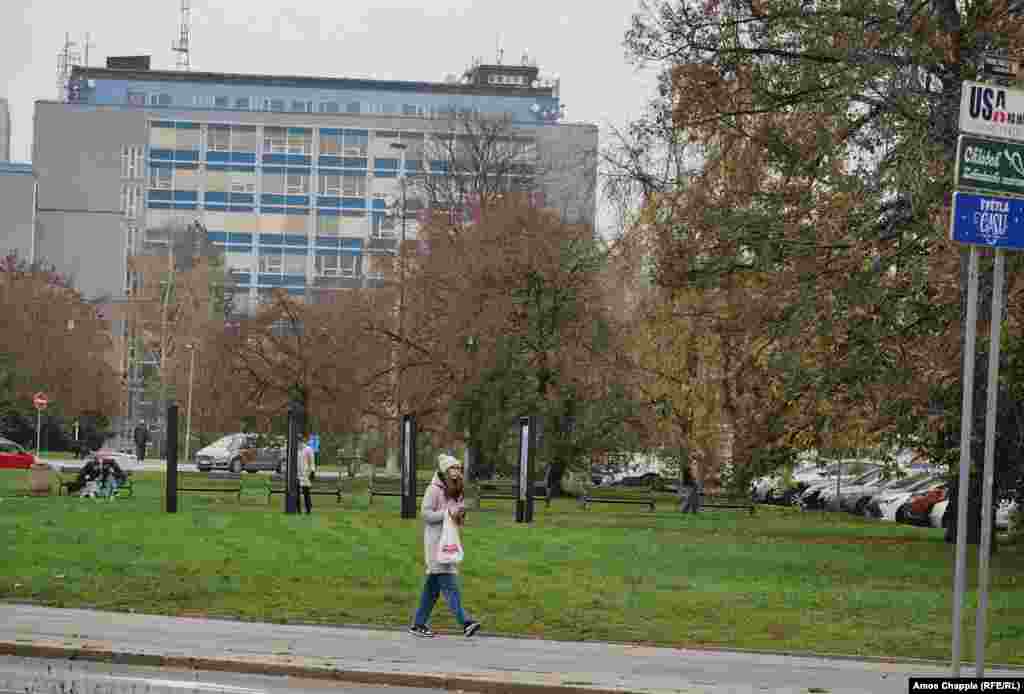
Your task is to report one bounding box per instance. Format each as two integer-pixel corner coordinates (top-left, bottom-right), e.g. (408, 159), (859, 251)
(3, 0), (660, 231)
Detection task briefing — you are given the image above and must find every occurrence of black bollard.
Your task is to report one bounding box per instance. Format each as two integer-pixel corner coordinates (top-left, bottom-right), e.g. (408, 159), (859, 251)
(516, 416), (535, 523)
(285, 399), (305, 514)
(400, 414), (418, 519)
(166, 404), (179, 514)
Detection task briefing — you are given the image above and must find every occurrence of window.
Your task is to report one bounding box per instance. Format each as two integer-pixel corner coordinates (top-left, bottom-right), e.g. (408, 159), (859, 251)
(291, 100), (313, 113)
(176, 127), (202, 151)
(316, 254), (340, 276)
(149, 165), (172, 189)
(121, 146), (144, 179)
(287, 130), (312, 155)
(231, 171), (256, 194)
(151, 93), (172, 106)
(207, 126), (231, 152)
(319, 101), (340, 114)
(342, 174), (366, 197)
(319, 173), (341, 196)
(382, 103), (396, 114)
(402, 104), (419, 116)
(286, 172), (309, 194)
(320, 132), (342, 156)
(346, 101), (361, 114)
(234, 126), (260, 152)
(121, 184), (141, 218)
(234, 96), (250, 110)
(149, 124), (177, 149)
(263, 127), (287, 154)
(214, 96), (230, 108)
(317, 215), (340, 236)
(259, 252), (283, 273)
(262, 171), (285, 195)
(175, 167), (201, 191)
(283, 254), (307, 275)
(343, 130), (368, 156)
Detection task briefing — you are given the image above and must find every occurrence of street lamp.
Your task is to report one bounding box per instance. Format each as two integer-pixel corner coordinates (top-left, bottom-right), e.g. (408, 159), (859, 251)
(389, 142), (408, 421)
(184, 342), (196, 463)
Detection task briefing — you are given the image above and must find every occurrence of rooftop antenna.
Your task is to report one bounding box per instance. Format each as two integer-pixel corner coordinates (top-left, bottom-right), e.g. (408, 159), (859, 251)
(82, 32), (94, 67)
(56, 32), (81, 101)
(172, 0), (192, 70)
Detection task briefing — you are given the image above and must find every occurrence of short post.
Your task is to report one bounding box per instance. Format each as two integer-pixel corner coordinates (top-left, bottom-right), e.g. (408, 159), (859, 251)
(285, 399), (305, 514)
(516, 416), (535, 524)
(165, 403), (179, 514)
(400, 414), (418, 519)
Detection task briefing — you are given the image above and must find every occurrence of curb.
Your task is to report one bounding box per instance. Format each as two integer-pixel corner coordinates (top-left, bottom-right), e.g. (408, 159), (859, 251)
(0, 641), (643, 694)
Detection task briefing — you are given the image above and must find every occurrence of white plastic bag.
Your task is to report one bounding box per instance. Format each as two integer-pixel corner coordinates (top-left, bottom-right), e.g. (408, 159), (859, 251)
(436, 512), (464, 564)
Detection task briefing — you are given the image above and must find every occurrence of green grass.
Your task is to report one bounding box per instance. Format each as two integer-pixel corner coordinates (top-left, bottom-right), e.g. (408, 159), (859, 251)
(1, 469), (1022, 664)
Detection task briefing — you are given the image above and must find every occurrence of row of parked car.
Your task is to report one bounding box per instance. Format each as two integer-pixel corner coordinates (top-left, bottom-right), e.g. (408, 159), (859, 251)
(751, 460), (1019, 531)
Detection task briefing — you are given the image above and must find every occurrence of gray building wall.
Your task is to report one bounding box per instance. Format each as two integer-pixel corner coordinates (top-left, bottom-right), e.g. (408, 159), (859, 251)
(0, 166), (36, 262)
(33, 101), (147, 301)
(0, 98), (10, 162)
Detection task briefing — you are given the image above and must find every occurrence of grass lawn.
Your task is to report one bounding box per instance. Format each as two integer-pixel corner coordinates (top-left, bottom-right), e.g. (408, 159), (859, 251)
(1, 469), (1022, 664)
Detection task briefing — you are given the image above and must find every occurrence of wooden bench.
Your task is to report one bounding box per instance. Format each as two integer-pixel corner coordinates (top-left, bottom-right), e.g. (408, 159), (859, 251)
(472, 479), (550, 509)
(368, 476), (431, 506)
(582, 484), (656, 511)
(57, 467), (134, 498)
(699, 492), (756, 514)
(266, 473), (350, 505)
(175, 471), (252, 501)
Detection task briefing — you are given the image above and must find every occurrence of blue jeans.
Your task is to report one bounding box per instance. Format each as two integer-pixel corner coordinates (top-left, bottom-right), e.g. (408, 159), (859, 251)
(413, 573), (469, 627)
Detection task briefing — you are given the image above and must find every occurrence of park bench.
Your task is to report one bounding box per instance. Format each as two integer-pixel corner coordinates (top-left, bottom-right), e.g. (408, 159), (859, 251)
(368, 476), (430, 506)
(471, 478), (550, 509)
(698, 491), (756, 514)
(266, 473), (350, 505)
(174, 471), (257, 502)
(582, 484), (656, 511)
(57, 466), (134, 498)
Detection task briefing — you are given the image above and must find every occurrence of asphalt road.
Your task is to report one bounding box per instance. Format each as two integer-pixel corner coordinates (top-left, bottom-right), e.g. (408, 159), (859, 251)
(0, 656), (447, 694)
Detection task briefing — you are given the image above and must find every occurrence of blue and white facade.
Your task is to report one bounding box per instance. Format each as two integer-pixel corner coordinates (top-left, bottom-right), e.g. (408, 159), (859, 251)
(32, 59), (597, 429)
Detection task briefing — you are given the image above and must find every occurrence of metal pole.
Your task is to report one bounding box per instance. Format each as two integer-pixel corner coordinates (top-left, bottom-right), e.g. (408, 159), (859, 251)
(952, 245), (979, 676)
(165, 403), (179, 513)
(185, 347), (195, 462)
(35, 409), (42, 458)
(285, 400), (303, 514)
(975, 249), (1004, 677)
(516, 416), (535, 523)
(400, 414), (418, 519)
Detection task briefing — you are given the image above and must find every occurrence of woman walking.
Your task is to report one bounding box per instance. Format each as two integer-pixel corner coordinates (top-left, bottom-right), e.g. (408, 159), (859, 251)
(409, 454), (481, 638)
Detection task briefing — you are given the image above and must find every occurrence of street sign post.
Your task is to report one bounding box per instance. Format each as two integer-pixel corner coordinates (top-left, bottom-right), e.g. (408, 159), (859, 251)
(949, 190), (1019, 677)
(32, 392), (48, 458)
(955, 136), (1024, 197)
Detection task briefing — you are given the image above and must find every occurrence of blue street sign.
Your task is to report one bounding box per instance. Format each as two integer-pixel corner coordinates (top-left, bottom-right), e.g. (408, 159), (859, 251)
(950, 192), (1024, 249)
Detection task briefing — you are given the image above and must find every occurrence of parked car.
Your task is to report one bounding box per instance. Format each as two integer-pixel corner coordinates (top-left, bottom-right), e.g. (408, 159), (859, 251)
(929, 498), (1018, 531)
(0, 438), (35, 469)
(194, 433), (284, 473)
(92, 448), (139, 467)
(868, 476), (944, 521)
(822, 467), (886, 511)
(843, 471), (928, 515)
(930, 499), (949, 529)
(800, 464), (879, 510)
(900, 484), (947, 526)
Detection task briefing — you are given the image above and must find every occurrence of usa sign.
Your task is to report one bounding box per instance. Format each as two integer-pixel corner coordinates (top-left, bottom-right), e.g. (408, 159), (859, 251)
(960, 81), (1024, 143)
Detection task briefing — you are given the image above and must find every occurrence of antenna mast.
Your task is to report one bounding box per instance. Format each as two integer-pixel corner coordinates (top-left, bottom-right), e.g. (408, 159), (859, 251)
(55, 32), (81, 101)
(172, 0), (192, 70)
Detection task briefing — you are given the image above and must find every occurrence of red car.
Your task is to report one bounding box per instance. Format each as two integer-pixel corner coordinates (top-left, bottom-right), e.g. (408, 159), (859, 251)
(0, 438), (36, 469)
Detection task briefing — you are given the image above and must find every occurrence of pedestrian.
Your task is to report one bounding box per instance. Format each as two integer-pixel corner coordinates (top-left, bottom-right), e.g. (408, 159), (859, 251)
(133, 420), (149, 463)
(298, 431), (316, 514)
(679, 465), (701, 514)
(409, 453), (481, 638)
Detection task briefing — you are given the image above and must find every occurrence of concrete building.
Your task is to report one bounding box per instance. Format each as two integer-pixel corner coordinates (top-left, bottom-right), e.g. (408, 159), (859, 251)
(0, 161), (37, 264)
(32, 55), (598, 432)
(0, 99), (10, 162)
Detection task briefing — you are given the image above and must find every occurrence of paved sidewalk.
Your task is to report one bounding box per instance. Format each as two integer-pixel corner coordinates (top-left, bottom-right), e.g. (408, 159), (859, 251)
(1, 604), (1021, 694)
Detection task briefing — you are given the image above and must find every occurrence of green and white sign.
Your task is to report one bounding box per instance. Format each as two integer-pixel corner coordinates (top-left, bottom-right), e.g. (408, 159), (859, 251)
(955, 135), (1024, 197)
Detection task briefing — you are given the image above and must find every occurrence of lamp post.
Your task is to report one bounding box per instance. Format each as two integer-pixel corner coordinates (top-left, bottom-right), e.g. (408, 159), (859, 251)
(184, 342), (196, 463)
(389, 142), (408, 422)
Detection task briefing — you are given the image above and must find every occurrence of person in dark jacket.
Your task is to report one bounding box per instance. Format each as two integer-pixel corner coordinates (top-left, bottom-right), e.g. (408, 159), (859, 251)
(99, 457), (127, 499)
(133, 421), (149, 463)
(67, 456), (103, 497)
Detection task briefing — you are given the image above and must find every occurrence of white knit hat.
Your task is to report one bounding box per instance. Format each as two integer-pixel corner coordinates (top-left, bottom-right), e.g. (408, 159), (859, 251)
(438, 453), (461, 474)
